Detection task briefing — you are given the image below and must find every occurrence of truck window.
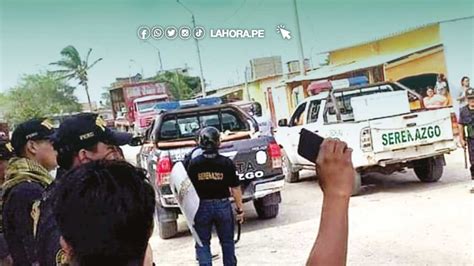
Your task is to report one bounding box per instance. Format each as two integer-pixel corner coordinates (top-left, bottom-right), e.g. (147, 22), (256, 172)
(178, 116), (200, 138)
(307, 100), (321, 123)
(158, 108), (249, 140)
(201, 114), (220, 129)
(222, 112), (246, 131)
(160, 119), (178, 139)
(289, 103), (307, 127)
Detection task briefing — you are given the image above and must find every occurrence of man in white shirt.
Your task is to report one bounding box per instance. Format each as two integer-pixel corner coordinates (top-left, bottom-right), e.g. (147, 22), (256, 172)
(251, 103), (273, 136)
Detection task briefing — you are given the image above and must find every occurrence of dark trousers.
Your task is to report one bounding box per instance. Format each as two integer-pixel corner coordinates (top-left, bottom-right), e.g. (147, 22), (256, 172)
(468, 138), (474, 179)
(194, 199), (236, 266)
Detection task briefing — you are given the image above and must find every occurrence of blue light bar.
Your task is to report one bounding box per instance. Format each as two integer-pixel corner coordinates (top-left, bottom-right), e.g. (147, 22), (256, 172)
(197, 97), (222, 106)
(154, 97), (223, 111)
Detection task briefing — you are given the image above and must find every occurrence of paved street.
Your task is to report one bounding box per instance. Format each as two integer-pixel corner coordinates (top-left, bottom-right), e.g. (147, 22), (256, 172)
(122, 146), (473, 265)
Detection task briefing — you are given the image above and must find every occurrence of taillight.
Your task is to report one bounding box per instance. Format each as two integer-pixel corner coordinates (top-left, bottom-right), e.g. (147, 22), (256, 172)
(268, 142), (282, 169)
(156, 155), (172, 186)
(451, 112), (459, 136)
(360, 127), (373, 152)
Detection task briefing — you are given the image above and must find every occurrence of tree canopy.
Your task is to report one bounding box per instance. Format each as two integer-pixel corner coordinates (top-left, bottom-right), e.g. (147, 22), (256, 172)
(2, 72), (81, 125)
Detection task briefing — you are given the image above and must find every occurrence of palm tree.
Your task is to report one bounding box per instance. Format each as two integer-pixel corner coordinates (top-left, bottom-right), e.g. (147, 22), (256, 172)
(50, 45), (102, 111)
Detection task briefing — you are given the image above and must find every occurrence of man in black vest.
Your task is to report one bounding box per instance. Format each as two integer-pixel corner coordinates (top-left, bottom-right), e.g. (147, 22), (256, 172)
(187, 127), (243, 266)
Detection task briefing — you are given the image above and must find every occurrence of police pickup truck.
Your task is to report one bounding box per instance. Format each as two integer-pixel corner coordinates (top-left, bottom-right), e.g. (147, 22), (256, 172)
(137, 98), (285, 239)
(275, 78), (458, 194)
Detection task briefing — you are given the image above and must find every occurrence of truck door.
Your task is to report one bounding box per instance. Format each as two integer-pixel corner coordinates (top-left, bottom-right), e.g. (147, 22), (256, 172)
(284, 102), (307, 164)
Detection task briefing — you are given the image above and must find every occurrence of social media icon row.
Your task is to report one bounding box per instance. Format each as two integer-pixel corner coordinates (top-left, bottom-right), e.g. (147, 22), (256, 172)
(137, 25), (205, 40)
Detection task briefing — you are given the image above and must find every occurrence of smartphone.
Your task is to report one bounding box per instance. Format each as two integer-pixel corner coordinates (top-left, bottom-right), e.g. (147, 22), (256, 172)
(298, 128), (325, 163)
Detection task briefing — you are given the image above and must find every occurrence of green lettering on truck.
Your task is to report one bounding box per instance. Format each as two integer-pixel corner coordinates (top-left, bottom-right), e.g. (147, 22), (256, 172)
(434, 125), (441, 137)
(382, 134), (388, 146)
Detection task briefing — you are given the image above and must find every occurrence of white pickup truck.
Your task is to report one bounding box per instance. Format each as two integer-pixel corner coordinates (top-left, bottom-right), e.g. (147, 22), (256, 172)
(275, 81), (458, 194)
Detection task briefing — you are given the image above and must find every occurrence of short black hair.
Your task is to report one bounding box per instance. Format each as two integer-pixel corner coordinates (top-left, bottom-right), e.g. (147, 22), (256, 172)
(53, 160), (155, 266)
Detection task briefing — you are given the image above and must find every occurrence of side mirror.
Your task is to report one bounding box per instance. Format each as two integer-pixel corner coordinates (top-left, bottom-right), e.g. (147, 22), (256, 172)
(129, 137), (143, 147)
(278, 119), (288, 127)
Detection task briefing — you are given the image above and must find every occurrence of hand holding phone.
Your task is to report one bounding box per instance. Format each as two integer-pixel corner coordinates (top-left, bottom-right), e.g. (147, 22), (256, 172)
(298, 128), (325, 163)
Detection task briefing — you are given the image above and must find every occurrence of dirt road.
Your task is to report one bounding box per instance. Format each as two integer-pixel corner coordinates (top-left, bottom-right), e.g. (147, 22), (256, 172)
(120, 145), (473, 265)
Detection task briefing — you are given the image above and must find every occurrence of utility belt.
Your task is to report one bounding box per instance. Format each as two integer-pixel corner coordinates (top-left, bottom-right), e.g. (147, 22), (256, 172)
(200, 198), (230, 203)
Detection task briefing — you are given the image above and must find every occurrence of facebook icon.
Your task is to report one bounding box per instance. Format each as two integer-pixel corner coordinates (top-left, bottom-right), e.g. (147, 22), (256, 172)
(137, 26), (150, 40)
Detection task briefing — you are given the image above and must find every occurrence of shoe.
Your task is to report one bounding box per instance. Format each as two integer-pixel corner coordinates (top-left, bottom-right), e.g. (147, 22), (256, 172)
(195, 254), (219, 261)
(470, 188), (474, 194)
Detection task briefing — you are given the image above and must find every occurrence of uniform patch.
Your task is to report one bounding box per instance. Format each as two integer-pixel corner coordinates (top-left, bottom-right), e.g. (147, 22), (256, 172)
(41, 119), (54, 130)
(96, 116), (107, 131)
(55, 249), (69, 265)
(31, 200), (41, 237)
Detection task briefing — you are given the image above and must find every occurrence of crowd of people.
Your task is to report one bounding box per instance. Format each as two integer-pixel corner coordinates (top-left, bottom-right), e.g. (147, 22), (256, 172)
(0, 112), (356, 266)
(0, 74), (471, 265)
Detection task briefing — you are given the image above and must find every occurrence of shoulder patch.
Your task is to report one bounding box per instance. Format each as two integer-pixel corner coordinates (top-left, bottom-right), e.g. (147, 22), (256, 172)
(31, 200), (41, 237)
(56, 249), (69, 265)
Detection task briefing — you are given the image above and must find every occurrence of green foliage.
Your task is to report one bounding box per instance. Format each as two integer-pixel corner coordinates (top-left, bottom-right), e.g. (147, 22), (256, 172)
(154, 71), (201, 100)
(3, 73), (81, 125)
(50, 45), (102, 110)
(100, 87), (111, 108)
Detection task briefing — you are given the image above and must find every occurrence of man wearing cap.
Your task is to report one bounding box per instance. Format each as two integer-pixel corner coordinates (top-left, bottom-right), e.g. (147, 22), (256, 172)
(0, 140), (15, 266)
(35, 113), (133, 266)
(2, 118), (57, 265)
(458, 88), (474, 193)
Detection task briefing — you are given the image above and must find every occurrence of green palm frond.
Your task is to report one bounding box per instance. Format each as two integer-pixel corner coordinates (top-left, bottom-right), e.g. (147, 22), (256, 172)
(87, 58), (103, 70)
(60, 45), (82, 66)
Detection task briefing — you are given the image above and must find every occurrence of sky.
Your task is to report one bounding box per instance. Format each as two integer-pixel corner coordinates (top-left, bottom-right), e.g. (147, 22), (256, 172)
(1, 0), (473, 103)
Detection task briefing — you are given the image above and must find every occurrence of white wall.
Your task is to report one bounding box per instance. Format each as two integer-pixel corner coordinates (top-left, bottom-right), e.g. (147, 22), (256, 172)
(271, 85), (291, 121)
(440, 17), (474, 114)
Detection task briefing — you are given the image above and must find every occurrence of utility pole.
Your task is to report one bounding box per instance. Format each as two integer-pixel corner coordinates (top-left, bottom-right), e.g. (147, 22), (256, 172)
(293, 0), (306, 76)
(177, 0), (206, 97)
(144, 40), (164, 73)
(244, 66), (250, 101)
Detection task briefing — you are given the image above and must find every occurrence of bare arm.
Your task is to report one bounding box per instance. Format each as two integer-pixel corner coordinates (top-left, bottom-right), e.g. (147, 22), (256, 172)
(306, 139), (354, 266)
(231, 186), (243, 211)
(307, 195), (350, 266)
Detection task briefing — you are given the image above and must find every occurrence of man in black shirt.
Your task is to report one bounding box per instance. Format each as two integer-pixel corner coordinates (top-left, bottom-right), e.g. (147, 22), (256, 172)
(458, 87), (474, 193)
(187, 127), (243, 266)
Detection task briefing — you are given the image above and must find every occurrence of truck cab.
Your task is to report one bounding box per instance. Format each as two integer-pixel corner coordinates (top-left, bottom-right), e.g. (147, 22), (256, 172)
(132, 94), (169, 135)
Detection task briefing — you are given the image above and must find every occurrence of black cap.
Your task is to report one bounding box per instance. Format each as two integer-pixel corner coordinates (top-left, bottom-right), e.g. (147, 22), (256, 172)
(53, 113), (132, 153)
(0, 140), (14, 161)
(466, 88), (474, 99)
(11, 118), (55, 155)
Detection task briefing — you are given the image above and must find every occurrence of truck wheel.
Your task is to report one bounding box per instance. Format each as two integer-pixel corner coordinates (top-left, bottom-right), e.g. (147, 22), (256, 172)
(253, 192), (281, 219)
(282, 150), (299, 183)
(158, 220), (178, 239)
(414, 157), (444, 183)
(352, 172), (362, 196)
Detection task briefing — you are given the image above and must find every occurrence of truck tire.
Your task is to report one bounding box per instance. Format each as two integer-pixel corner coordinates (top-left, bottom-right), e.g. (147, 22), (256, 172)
(253, 192), (281, 219)
(158, 220), (178, 239)
(352, 172), (362, 196)
(414, 157), (444, 183)
(282, 150), (299, 183)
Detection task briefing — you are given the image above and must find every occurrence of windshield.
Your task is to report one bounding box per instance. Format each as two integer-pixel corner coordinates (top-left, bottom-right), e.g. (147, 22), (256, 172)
(158, 109), (248, 140)
(136, 100), (162, 113)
